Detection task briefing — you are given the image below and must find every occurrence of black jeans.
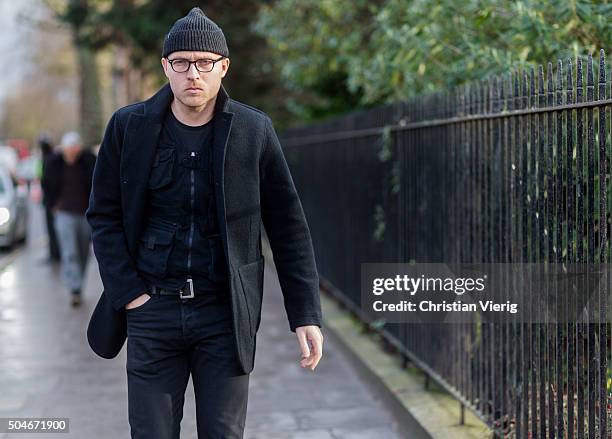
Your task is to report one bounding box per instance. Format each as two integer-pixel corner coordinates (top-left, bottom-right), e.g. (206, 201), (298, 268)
(125, 290), (249, 439)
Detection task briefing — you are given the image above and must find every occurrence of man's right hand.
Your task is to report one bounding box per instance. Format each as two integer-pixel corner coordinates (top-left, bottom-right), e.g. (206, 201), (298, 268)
(125, 293), (151, 310)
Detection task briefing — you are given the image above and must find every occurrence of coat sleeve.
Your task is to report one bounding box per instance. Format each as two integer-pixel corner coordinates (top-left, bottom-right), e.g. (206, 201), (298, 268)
(260, 116), (323, 332)
(86, 111), (149, 311)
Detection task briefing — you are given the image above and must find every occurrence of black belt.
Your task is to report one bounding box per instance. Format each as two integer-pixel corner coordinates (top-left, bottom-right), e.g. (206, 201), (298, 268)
(149, 278), (196, 299)
(148, 279), (228, 300)
(149, 285), (195, 299)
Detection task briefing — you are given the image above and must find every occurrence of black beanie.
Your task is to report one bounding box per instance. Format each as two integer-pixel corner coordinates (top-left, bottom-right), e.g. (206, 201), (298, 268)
(162, 7), (229, 58)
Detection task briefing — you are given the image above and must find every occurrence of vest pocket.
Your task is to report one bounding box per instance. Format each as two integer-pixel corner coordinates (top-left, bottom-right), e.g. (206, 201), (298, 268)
(136, 227), (176, 278)
(148, 148), (175, 190)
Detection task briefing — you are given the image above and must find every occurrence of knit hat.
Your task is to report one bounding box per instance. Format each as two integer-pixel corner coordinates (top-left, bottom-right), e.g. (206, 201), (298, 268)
(162, 7), (229, 58)
(59, 131), (82, 150)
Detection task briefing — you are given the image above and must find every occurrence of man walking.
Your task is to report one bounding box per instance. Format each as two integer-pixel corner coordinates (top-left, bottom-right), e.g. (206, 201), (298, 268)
(38, 134), (61, 262)
(86, 7), (324, 438)
(44, 131), (96, 306)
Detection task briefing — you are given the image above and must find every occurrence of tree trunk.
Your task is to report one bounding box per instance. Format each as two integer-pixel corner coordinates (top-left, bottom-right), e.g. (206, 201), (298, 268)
(76, 44), (103, 147)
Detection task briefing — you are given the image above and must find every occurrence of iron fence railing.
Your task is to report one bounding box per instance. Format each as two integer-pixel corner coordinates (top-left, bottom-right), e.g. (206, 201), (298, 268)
(282, 50), (611, 438)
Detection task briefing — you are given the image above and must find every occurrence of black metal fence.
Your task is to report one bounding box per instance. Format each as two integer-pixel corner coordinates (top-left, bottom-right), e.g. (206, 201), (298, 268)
(281, 50), (611, 438)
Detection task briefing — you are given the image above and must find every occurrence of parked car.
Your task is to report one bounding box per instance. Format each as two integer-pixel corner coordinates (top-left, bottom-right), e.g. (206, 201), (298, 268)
(0, 164), (28, 249)
(0, 145), (19, 175)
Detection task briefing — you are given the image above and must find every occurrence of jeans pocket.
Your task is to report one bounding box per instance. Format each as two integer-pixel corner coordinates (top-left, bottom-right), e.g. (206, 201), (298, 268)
(148, 148), (175, 190)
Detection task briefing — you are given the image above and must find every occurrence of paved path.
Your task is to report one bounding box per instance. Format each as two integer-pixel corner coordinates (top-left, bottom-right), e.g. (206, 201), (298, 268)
(0, 201), (406, 438)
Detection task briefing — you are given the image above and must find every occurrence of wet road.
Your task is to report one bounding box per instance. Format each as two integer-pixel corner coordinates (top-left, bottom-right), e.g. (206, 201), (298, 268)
(0, 200), (406, 438)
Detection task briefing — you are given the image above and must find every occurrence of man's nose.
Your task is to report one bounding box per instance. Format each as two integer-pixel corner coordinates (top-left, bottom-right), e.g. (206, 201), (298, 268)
(186, 62), (200, 79)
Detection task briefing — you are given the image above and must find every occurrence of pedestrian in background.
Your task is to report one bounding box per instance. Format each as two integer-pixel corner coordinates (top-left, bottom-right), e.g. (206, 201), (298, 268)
(43, 131), (96, 307)
(38, 134), (61, 263)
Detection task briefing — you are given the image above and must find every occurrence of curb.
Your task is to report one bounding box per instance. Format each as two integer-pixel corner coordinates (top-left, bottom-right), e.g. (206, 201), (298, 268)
(320, 290), (491, 439)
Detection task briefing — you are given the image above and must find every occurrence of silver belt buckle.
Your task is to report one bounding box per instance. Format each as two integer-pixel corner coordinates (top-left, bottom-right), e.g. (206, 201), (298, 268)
(180, 278), (195, 299)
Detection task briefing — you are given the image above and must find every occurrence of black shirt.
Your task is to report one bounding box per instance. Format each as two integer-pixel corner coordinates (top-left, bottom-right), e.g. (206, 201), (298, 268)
(136, 109), (229, 292)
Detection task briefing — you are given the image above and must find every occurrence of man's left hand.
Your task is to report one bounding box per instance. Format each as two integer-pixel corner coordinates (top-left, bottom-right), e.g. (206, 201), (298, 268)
(296, 325), (323, 371)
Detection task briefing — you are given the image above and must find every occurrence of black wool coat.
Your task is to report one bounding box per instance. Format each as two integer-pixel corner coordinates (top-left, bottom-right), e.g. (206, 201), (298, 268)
(85, 83), (322, 374)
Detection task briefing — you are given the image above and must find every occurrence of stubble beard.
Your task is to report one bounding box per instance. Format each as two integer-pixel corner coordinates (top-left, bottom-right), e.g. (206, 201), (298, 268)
(177, 92), (211, 112)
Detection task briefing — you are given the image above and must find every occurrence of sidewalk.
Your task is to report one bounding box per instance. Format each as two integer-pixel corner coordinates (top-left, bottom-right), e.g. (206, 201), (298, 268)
(245, 243), (406, 438)
(0, 202), (407, 438)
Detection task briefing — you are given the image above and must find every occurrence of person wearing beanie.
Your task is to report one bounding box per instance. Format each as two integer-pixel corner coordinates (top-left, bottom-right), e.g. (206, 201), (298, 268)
(43, 131), (96, 307)
(86, 6), (324, 439)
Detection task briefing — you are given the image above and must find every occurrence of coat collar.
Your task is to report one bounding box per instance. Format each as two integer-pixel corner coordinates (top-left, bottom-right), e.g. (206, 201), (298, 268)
(142, 82), (233, 122)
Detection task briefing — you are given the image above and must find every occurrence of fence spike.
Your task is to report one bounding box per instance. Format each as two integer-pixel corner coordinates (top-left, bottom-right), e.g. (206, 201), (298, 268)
(538, 64), (545, 108)
(522, 69), (528, 110)
(577, 57), (583, 100)
(547, 62), (554, 107)
(556, 60), (563, 106)
(567, 58), (574, 105)
(586, 52), (594, 102)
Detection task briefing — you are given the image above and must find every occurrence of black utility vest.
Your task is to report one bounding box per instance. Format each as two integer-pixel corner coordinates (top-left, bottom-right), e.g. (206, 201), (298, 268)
(135, 109), (229, 292)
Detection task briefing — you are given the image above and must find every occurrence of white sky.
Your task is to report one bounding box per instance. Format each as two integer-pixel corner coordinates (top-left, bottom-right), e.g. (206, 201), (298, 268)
(0, 0), (35, 103)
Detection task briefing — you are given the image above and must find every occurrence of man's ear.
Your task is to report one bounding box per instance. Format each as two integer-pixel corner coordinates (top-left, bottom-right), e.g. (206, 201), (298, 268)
(221, 58), (230, 78)
(161, 57), (169, 78)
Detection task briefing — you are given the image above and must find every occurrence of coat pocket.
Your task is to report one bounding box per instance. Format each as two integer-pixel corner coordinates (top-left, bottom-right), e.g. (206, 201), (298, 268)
(136, 227), (176, 278)
(148, 147), (175, 190)
(237, 257), (265, 337)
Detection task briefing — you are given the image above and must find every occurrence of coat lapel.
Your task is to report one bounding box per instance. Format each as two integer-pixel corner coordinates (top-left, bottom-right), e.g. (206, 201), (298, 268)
(206, 84), (235, 271)
(211, 108), (234, 271)
(121, 84), (170, 256)
(121, 116), (161, 256)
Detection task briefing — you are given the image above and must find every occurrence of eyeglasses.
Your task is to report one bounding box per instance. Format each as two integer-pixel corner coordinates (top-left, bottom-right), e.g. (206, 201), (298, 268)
(166, 56), (225, 73)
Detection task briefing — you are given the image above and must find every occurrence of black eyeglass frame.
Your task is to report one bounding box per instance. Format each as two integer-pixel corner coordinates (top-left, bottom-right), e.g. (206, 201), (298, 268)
(166, 55), (226, 73)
